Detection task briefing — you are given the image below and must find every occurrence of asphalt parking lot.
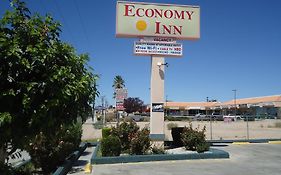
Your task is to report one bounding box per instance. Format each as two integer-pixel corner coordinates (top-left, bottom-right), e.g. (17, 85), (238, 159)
(92, 143), (281, 175)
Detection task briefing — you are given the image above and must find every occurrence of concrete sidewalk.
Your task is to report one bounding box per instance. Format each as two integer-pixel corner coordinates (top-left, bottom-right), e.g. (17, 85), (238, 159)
(81, 118), (101, 141)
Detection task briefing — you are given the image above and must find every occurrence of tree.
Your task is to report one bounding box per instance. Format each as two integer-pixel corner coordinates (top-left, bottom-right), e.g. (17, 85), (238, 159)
(123, 97), (144, 114)
(112, 75), (125, 98)
(0, 0), (98, 171)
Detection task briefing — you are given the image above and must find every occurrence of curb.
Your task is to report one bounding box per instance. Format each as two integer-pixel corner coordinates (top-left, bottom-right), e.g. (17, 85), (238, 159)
(52, 142), (89, 175)
(91, 143), (229, 165)
(209, 138), (281, 144)
(232, 142), (250, 145)
(268, 141), (281, 144)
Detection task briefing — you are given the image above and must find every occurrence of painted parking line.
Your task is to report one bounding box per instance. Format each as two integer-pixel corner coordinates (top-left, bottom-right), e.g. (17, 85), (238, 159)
(232, 142), (250, 145)
(268, 141), (281, 144)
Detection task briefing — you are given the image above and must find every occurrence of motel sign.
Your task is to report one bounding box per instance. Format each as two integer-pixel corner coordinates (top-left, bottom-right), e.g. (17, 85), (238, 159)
(116, 1), (200, 39)
(116, 1), (200, 145)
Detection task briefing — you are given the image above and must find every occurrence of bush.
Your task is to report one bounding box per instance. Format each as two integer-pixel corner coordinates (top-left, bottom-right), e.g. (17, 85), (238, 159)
(196, 142), (210, 153)
(181, 123), (209, 152)
(111, 121), (139, 151)
(102, 128), (111, 138)
(167, 123), (178, 130)
(100, 135), (121, 157)
(130, 128), (150, 155)
(151, 145), (165, 154)
(0, 162), (32, 175)
(26, 123), (82, 174)
(0, 163), (13, 175)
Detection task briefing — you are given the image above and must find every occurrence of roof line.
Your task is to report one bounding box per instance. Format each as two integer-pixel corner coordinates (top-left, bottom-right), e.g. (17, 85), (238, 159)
(226, 94), (281, 101)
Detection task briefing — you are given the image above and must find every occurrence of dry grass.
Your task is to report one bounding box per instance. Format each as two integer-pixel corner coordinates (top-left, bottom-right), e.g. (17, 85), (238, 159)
(268, 122), (281, 128)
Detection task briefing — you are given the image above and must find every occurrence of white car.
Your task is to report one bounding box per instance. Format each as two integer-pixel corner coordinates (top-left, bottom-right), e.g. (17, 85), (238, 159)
(194, 113), (207, 120)
(223, 114), (241, 121)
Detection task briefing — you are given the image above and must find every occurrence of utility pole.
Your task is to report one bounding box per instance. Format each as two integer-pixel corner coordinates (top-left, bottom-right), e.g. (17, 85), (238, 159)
(165, 95), (168, 117)
(101, 96), (106, 125)
(207, 97), (212, 140)
(232, 90), (237, 118)
(92, 98), (96, 123)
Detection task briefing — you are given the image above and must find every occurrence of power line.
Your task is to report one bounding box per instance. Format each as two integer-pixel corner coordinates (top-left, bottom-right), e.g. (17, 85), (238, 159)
(53, 0), (75, 40)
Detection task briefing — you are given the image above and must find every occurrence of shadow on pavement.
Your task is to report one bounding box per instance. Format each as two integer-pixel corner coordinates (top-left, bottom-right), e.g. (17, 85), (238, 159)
(211, 143), (229, 147)
(81, 151), (92, 156)
(72, 160), (88, 166)
(68, 167), (84, 174)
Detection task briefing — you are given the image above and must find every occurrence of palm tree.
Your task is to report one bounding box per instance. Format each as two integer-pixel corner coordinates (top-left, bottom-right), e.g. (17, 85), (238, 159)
(112, 75), (125, 98)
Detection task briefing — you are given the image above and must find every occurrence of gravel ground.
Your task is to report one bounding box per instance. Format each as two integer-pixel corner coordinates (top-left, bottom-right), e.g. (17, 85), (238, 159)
(82, 119), (281, 141)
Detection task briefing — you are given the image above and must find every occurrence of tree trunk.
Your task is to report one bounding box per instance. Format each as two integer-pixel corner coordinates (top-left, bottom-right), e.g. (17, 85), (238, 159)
(0, 146), (7, 164)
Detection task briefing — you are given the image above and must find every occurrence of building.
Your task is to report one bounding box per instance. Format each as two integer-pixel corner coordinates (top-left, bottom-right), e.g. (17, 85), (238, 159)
(165, 95), (281, 119)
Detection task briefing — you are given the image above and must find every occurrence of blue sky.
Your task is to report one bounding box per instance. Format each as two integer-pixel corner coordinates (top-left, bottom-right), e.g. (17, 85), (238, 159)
(1, 0), (281, 106)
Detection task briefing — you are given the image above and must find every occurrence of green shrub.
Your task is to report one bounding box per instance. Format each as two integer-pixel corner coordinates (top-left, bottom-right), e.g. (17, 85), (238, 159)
(100, 135), (121, 157)
(151, 145), (165, 154)
(130, 128), (150, 155)
(181, 123), (209, 152)
(102, 127), (111, 138)
(0, 162), (32, 175)
(111, 121), (139, 151)
(196, 142), (210, 153)
(167, 123), (178, 130)
(26, 123), (82, 174)
(0, 163), (13, 175)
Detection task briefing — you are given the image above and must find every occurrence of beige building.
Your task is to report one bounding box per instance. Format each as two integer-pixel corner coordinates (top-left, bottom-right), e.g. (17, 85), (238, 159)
(165, 95), (281, 119)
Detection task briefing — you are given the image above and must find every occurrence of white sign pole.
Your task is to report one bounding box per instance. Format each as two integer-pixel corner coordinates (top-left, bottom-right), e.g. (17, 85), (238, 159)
(150, 56), (165, 147)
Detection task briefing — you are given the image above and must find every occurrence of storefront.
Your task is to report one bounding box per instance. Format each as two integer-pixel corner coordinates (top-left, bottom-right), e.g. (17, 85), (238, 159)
(165, 95), (281, 118)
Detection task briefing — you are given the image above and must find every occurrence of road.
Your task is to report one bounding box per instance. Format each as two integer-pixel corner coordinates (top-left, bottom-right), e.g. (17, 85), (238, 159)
(91, 143), (281, 175)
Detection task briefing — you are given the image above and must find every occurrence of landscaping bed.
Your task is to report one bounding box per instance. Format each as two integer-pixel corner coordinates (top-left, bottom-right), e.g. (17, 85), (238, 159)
(91, 142), (229, 164)
(90, 121), (230, 165)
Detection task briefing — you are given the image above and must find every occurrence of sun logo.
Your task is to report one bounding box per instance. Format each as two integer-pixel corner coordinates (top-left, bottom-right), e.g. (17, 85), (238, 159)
(136, 20), (147, 31)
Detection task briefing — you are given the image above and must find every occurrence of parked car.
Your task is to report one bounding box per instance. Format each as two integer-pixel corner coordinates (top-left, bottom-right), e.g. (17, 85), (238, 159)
(211, 112), (223, 121)
(194, 113), (206, 120)
(223, 114), (242, 121)
(128, 114), (144, 122)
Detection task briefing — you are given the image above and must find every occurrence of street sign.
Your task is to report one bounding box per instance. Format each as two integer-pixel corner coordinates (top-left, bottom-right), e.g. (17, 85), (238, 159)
(115, 88), (128, 101)
(116, 101), (125, 110)
(115, 88), (128, 111)
(134, 41), (182, 57)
